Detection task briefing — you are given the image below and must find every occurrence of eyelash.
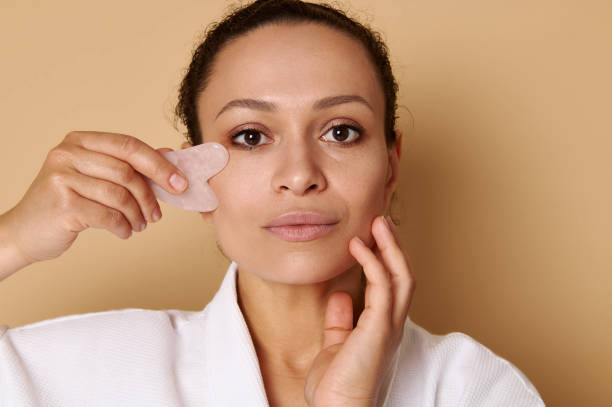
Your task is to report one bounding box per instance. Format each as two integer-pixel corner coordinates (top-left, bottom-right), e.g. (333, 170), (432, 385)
(230, 123), (364, 151)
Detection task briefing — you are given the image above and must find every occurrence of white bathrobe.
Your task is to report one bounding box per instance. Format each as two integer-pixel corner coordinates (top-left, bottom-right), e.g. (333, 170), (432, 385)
(0, 261), (545, 406)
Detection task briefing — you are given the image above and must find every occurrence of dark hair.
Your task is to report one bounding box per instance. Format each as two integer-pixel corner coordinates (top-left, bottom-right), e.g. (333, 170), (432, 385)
(175, 0), (399, 147)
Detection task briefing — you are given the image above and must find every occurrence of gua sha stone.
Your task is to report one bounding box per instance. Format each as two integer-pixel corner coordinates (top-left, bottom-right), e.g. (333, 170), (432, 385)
(145, 142), (229, 212)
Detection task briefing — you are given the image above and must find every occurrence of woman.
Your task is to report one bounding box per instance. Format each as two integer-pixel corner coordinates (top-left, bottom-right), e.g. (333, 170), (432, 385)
(0, 0), (545, 405)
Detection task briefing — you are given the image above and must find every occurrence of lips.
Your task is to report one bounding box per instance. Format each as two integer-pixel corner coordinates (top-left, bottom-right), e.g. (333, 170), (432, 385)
(263, 211), (338, 227)
(263, 211), (339, 242)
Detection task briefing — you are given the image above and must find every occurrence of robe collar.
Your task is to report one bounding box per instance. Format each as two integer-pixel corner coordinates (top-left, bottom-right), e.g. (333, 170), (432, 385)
(203, 261), (270, 406)
(202, 261), (400, 406)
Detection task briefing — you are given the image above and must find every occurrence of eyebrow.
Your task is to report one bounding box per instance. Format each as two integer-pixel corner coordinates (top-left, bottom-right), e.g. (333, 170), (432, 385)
(214, 94), (374, 120)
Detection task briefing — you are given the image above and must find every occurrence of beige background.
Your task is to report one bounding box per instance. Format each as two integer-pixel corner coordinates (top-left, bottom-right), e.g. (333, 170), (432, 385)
(1, 0), (610, 405)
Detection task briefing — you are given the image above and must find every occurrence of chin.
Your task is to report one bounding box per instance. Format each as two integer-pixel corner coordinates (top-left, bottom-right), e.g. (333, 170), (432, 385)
(235, 250), (358, 285)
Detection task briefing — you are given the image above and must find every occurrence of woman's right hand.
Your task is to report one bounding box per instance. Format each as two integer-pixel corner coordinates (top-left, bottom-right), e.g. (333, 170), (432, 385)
(2, 131), (189, 269)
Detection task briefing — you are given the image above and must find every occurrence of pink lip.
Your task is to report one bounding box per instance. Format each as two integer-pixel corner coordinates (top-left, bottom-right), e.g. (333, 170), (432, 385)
(263, 211), (339, 242)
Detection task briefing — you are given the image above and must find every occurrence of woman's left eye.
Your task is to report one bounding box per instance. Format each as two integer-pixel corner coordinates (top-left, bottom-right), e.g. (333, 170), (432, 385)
(321, 125), (363, 146)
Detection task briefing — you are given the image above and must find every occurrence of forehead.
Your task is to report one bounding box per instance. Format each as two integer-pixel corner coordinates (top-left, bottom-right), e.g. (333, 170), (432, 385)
(198, 22), (384, 118)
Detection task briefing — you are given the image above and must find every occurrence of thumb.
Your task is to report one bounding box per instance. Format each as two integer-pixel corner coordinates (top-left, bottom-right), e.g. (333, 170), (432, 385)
(322, 291), (354, 349)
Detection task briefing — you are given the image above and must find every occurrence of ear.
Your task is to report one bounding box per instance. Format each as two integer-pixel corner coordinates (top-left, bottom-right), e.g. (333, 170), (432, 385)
(383, 129), (402, 209)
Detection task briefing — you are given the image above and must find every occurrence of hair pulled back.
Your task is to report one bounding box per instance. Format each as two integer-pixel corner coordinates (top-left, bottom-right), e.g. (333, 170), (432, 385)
(175, 0), (399, 147)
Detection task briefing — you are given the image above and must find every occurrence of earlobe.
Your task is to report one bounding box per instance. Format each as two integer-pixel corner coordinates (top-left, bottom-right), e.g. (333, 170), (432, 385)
(200, 211), (213, 223)
(394, 129), (403, 161)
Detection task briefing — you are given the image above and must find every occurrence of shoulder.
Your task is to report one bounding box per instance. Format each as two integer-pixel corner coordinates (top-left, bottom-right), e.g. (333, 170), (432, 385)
(1, 308), (209, 405)
(386, 319), (545, 406)
(5, 306), (197, 331)
(2, 307), (201, 354)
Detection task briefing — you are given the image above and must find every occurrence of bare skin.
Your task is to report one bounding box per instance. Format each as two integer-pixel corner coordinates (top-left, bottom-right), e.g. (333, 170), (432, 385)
(0, 20), (416, 407)
(237, 258), (365, 406)
(0, 131), (187, 281)
(191, 22), (415, 406)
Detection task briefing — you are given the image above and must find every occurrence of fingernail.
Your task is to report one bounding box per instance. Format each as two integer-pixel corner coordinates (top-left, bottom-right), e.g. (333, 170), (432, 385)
(152, 207), (162, 222)
(169, 172), (187, 192)
(355, 236), (365, 246)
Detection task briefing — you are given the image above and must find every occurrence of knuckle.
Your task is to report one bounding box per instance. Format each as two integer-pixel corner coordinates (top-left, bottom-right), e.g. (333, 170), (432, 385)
(104, 208), (126, 228)
(46, 145), (70, 165)
(64, 131), (78, 142)
(118, 134), (141, 156)
(148, 158), (169, 182)
(152, 164), (168, 181)
(47, 171), (68, 190)
(380, 270), (393, 289)
(114, 186), (132, 207)
(115, 162), (136, 184)
(101, 181), (117, 198)
(141, 188), (158, 211)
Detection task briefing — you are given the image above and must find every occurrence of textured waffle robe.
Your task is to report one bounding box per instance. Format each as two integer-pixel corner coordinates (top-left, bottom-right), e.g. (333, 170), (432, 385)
(0, 261), (546, 406)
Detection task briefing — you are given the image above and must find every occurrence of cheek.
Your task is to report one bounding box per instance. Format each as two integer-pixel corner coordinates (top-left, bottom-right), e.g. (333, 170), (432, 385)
(209, 149), (388, 224)
(333, 151), (389, 244)
(210, 161), (262, 204)
(337, 152), (388, 208)
(207, 156), (269, 228)
(204, 147), (389, 281)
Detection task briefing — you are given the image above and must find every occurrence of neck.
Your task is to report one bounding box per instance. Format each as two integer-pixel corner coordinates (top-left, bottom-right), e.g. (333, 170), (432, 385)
(236, 263), (365, 376)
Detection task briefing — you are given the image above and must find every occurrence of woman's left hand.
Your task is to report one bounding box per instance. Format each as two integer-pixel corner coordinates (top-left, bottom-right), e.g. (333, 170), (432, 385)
(304, 215), (416, 407)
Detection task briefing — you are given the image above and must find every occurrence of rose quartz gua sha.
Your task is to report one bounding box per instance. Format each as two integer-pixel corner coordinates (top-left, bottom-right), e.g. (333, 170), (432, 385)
(145, 142), (229, 212)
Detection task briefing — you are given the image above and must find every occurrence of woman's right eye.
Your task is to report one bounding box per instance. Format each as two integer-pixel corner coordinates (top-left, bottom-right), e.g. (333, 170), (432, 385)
(231, 129), (271, 150)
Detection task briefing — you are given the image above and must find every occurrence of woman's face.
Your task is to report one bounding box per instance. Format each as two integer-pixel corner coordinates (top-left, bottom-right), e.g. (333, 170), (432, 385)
(197, 22), (400, 284)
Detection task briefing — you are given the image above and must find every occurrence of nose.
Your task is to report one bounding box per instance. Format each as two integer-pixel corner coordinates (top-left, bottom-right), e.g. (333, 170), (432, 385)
(271, 138), (327, 196)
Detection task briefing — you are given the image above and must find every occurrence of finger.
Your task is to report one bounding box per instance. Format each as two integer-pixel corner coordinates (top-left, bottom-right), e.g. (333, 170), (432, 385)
(65, 131), (189, 195)
(62, 170), (147, 233)
(349, 234), (392, 330)
(68, 145), (160, 224)
(385, 215), (401, 244)
(156, 147), (174, 154)
(64, 187), (134, 239)
(386, 216), (416, 289)
(372, 216), (415, 330)
(385, 216), (417, 312)
(385, 215), (414, 272)
(322, 291), (353, 349)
